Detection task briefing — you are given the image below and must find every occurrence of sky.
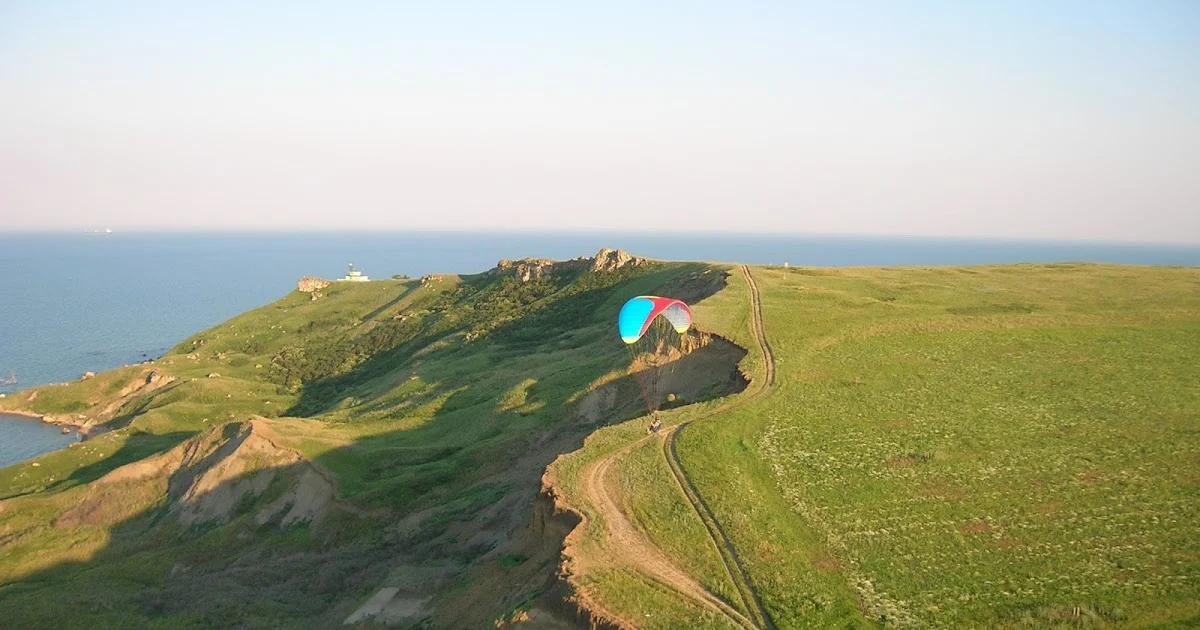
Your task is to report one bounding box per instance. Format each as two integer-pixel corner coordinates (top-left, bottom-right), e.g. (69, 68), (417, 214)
(1, 1), (1198, 242)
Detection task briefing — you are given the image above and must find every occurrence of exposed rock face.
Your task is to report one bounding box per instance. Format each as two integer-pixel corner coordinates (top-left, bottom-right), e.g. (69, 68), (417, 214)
(297, 277), (331, 293)
(80, 372), (96, 381)
(591, 247), (646, 272)
(55, 418), (337, 530)
(169, 421), (328, 527)
(492, 258), (566, 283)
(297, 277), (330, 299)
(42, 413), (74, 426)
(487, 248), (647, 284)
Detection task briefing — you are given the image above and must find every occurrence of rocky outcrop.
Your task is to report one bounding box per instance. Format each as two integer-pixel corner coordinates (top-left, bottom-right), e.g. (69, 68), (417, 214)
(591, 248), (646, 273)
(491, 258), (578, 283)
(297, 277), (331, 300)
(487, 249), (648, 284)
(297, 277), (331, 293)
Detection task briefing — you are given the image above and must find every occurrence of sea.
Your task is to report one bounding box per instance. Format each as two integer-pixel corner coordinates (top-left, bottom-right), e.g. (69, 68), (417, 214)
(1, 231), (1197, 468)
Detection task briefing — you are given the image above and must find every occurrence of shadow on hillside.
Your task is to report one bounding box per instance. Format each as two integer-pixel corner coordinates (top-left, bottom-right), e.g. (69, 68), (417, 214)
(284, 263), (725, 418)
(0, 349), (747, 627)
(359, 283), (416, 323)
(49, 431), (194, 492)
(0, 265), (743, 628)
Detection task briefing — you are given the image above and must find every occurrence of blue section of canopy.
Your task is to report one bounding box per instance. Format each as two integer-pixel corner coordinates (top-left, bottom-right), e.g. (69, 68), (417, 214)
(618, 297), (656, 344)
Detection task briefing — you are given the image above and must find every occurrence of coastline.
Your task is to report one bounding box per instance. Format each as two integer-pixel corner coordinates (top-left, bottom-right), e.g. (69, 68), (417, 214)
(1, 366), (173, 440)
(0, 408), (45, 421)
(0, 407), (98, 438)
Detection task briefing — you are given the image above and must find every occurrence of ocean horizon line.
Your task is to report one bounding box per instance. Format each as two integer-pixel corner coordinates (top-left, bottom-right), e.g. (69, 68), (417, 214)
(2, 228), (1199, 249)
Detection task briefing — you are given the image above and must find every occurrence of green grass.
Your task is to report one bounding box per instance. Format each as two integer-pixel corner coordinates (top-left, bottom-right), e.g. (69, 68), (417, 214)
(4, 259), (1197, 628)
(616, 437), (739, 608)
(555, 263), (1199, 628)
(672, 264), (1200, 628)
(553, 266), (865, 628)
(588, 567), (735, 629)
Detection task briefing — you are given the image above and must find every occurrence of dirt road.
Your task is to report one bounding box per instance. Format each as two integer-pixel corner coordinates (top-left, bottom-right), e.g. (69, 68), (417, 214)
(579, 265), (776, 629)
(582, 438), (756, 628)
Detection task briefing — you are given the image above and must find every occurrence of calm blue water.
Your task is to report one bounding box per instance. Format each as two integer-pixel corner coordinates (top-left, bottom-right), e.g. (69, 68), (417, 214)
(0, 231), (1196, 465)
(0, 413), (79, 469)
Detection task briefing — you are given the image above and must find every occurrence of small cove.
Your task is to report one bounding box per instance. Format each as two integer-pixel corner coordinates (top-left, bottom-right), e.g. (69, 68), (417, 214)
(0, 413), (80, 468)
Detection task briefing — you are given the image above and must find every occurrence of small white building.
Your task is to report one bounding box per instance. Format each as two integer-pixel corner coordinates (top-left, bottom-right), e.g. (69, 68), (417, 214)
(341, 263), (369, 282)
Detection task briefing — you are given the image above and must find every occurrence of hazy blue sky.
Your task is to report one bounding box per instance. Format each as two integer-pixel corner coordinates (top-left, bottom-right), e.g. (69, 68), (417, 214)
(2, 1), (1197, 242)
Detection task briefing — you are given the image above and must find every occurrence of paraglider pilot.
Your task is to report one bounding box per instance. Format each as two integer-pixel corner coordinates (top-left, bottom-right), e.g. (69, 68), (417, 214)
(618, 296), (692, 438)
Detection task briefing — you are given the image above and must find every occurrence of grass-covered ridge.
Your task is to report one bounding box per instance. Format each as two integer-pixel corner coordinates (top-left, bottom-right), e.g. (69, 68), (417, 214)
(0, 251), (740, 628)
(2, 258), (1197, 629)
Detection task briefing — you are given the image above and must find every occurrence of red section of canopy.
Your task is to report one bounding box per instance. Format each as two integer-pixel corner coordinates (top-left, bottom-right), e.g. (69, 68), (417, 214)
(638, 297), (691, 339)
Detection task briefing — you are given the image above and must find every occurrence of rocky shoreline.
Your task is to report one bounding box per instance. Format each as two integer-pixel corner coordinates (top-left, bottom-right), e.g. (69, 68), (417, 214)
(0, 367), (175, 442)
(0, 407), (98, 438)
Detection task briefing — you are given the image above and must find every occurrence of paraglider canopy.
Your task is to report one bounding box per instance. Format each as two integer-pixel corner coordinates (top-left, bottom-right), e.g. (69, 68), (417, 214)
(618, 296), (692, 344)
(618, 296), (694, 416)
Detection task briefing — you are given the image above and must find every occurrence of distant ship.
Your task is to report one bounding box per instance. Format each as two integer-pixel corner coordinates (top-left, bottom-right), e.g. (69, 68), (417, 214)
(85, 228), (113, 234)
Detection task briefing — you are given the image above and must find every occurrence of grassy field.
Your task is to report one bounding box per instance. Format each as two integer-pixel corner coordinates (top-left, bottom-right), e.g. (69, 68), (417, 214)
(663, 264), (1200, 628)
(549, 263), (1199, 628)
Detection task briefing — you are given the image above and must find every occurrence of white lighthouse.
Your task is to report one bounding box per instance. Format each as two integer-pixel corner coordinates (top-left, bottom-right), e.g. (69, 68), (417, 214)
(341, 263), (369, 282)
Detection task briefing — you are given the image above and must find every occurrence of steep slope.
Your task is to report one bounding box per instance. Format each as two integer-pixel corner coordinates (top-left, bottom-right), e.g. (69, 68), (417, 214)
(0, 250), (747, 628)
(53, 418), (337, 531)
